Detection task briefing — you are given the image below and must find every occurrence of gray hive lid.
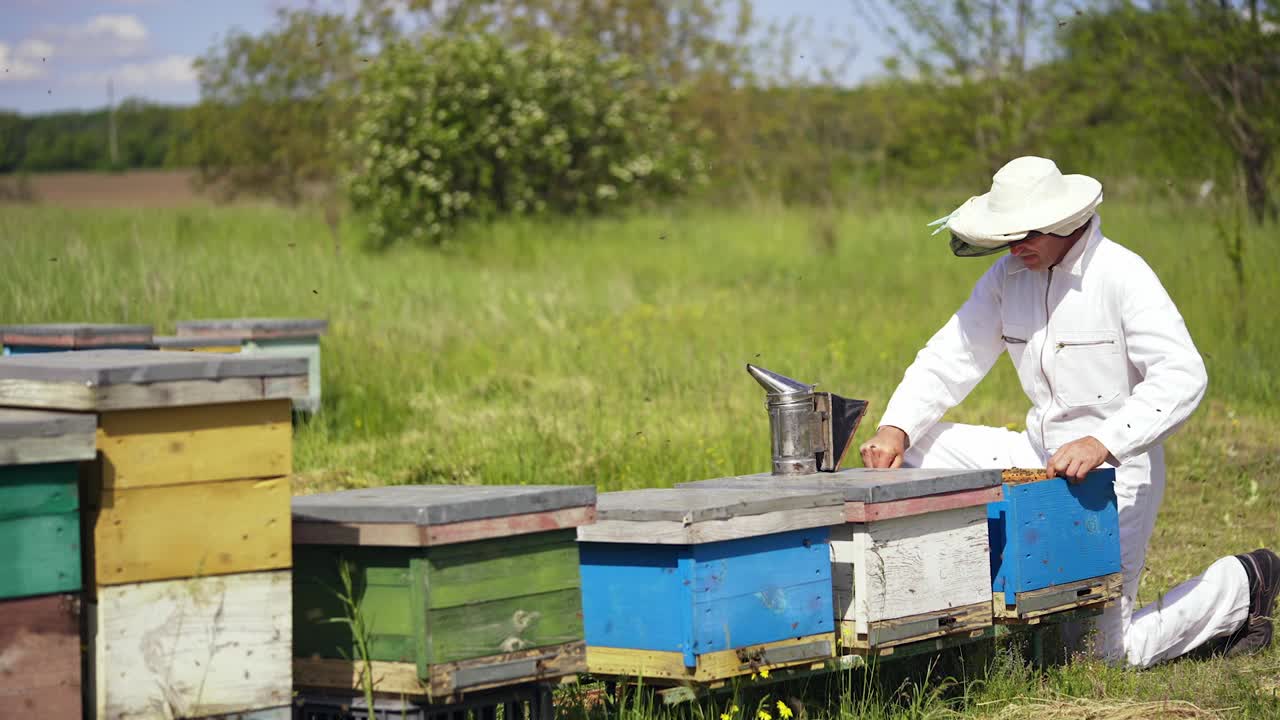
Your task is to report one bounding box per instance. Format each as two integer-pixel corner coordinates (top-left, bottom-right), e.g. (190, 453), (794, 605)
(677, 467), (1002, 505)
(291, 484), (597, 527)
(0, 349), (308, 411)
(0, 323), (154, 348)
(0, 408), (97, 465)
(175, 318), (329, 340)
(576, 486), (844, 544)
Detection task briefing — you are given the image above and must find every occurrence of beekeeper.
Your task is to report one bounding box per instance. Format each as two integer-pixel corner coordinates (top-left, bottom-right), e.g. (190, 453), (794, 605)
(858, 156), (1276, 667)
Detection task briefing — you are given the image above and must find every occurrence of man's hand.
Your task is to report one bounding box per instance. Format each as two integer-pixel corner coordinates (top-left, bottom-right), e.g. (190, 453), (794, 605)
(859, 426), (909, 469)
(1047, 436), (1113, 483)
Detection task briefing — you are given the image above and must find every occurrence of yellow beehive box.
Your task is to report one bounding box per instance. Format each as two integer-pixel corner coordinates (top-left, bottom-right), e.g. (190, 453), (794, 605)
(0, 349), (305, 588)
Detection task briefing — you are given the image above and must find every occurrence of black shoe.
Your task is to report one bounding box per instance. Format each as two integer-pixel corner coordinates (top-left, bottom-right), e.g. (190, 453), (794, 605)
(1222, 548), (1280, 658)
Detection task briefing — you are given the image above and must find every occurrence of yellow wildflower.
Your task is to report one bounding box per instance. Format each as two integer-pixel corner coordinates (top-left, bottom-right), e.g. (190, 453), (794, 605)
(758, 667), (770, 679)
(721, 714), (731, 720)
(776, 701), (793, 719)
(757, 709), (772, 720)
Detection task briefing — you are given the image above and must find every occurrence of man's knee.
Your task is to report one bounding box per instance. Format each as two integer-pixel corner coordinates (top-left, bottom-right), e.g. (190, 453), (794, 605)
(904, 422), (1019, 469)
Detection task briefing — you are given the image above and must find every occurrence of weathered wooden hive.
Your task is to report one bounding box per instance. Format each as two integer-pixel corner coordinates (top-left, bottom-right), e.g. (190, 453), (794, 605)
(0, 349), (305, 720)
(0, 323), (153, 355)
(680, 468), (1002, 654)
(290, 484), (597, 702)
(577, 487), (843, 684)
(988, 468), (1123, 622)
(0, 407), (97, 719)
(151, 335), (245, 353)
(176, 317), (328, 413)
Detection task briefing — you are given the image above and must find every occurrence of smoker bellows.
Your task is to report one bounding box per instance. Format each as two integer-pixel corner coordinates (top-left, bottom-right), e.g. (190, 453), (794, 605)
(747, 363), (869, 476)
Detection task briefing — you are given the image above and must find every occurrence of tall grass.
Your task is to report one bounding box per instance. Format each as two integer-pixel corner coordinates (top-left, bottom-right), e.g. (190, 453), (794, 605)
(1, 199), (1276, 715)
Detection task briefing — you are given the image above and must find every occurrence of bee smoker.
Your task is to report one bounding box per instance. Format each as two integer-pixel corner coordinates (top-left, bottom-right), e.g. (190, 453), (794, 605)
(747, 364), (869, 476)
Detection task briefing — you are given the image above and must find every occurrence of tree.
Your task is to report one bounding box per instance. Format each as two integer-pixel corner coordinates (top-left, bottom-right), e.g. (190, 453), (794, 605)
(1062, 1), (1279, 222)
(187, 7), (368, 204)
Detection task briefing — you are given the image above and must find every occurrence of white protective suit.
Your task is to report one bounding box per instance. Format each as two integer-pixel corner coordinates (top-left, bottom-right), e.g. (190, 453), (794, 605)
(877, 215), (1250, 668)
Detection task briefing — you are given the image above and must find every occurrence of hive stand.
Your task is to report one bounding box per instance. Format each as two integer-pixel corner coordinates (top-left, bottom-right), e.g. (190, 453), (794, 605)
(291, 681), (559, 720)
(0, 349), (306, 720)
(679, 468), (1002, 656)
(0, 408), (97, 720)
(577, 487), (844, 689)
(176, 318), (328, 414)
(988, 468), (1123, 623)
(291, 484), (597, 705)
(0, 323), (153, 355)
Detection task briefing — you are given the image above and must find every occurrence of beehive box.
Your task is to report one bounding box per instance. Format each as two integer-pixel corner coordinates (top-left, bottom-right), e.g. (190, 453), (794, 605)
(0, 408), (97, 720)
(175, 318), (328, 413)
(291, 484), (597, 701)
(0, 323), (153, 355)
(988, 468), (1123, 622)
(152, 335), (245, 353)
(0, 349), (306, 720)
(680, 468), (1003, 653)
(577, 487), (843, 684)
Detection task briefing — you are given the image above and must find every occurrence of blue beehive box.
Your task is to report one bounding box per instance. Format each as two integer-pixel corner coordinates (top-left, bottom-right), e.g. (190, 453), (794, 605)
(577, 487), (845, 683)
(987, 468), (1122, 620)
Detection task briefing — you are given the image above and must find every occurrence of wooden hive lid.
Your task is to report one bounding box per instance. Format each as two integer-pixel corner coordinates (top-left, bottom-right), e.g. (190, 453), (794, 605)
(292, 484), (597, 528)
(0, 323), (154, 348)
(678, 467), (1002, 504)
(576, 486), (845, 544)
(0, 349), (307, 411)
(0, 407), (96, 465)
(175, 318), (329, 340)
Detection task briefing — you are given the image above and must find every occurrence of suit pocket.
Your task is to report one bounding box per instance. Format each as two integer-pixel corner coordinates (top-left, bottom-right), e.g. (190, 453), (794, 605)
(1053, 330), (1123, 407)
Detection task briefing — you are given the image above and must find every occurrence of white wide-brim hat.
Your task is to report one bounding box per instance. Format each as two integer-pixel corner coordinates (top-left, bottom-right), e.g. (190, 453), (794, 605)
(928, 156), (1104, 257)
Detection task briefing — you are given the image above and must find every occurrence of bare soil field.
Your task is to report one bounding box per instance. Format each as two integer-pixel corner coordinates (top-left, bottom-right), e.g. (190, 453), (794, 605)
(1, 169), (215, 208)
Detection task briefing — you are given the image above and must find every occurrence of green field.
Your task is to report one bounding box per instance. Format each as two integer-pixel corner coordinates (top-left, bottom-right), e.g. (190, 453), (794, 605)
(1, 201), (1277, 717)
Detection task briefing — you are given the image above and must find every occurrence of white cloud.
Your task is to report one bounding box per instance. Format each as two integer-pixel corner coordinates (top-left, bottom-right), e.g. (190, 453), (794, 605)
(0, 40), (50, 82)
(39, 13), (150, 60)
(74, 54), (196, 92)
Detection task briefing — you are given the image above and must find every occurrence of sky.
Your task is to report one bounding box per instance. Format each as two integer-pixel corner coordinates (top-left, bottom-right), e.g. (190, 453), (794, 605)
(0, 1), (898, 115)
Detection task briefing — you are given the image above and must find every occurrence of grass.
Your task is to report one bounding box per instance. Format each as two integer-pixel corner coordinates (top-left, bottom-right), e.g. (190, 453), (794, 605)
(1, 198), (1277, 716)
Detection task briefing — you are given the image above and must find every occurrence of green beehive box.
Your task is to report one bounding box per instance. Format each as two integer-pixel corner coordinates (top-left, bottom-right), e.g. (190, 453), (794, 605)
(291, 484), (597, 700)
(0, 408), (96, 601)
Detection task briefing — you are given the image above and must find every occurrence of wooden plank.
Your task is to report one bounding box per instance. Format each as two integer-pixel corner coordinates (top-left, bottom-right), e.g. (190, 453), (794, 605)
(585, 633), (834, 683)
(427, 588), (584, 664)
(292, 485), (598, 527)
(90, 570), (292, 720)
(593, 487), (844, 524)
(88, 476), (291, 587)
(176, 318), (329, 340)
(294, 640), (584, 702)
(0, 512), (81, 600)
(424, 531), (581, 608)
(0, 462), (79, 520)
(243, 338), (322, 413)
(843, 485), (1004, 522)
(96, 400), (292, 490)
(0, 349), (306, 385)
(0, 375), (307, 411)
(836, 505), (991, 627)
(292, 505), (597, 547)
(577, 505), (842, 544)
(0, 323), (153, 348)
(838, 601), (990, 651)
(0, 408), (96, 465)
(993, 572), (1124, 623)
(677, 467), (1002, 504)
(0, 592), (82, 720)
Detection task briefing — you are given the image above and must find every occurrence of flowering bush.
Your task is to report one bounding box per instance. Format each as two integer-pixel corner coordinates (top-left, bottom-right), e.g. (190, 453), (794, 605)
(342, 31), (708, 247)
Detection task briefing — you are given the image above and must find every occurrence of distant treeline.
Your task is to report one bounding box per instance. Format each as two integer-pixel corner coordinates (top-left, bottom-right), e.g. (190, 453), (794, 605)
(0, 101), (192, 173)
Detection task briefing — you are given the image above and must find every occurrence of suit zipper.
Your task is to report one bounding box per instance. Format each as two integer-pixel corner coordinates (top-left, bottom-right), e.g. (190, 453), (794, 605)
(1056, 339), (1115, 350)
(1038, 268), (1053, 450)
